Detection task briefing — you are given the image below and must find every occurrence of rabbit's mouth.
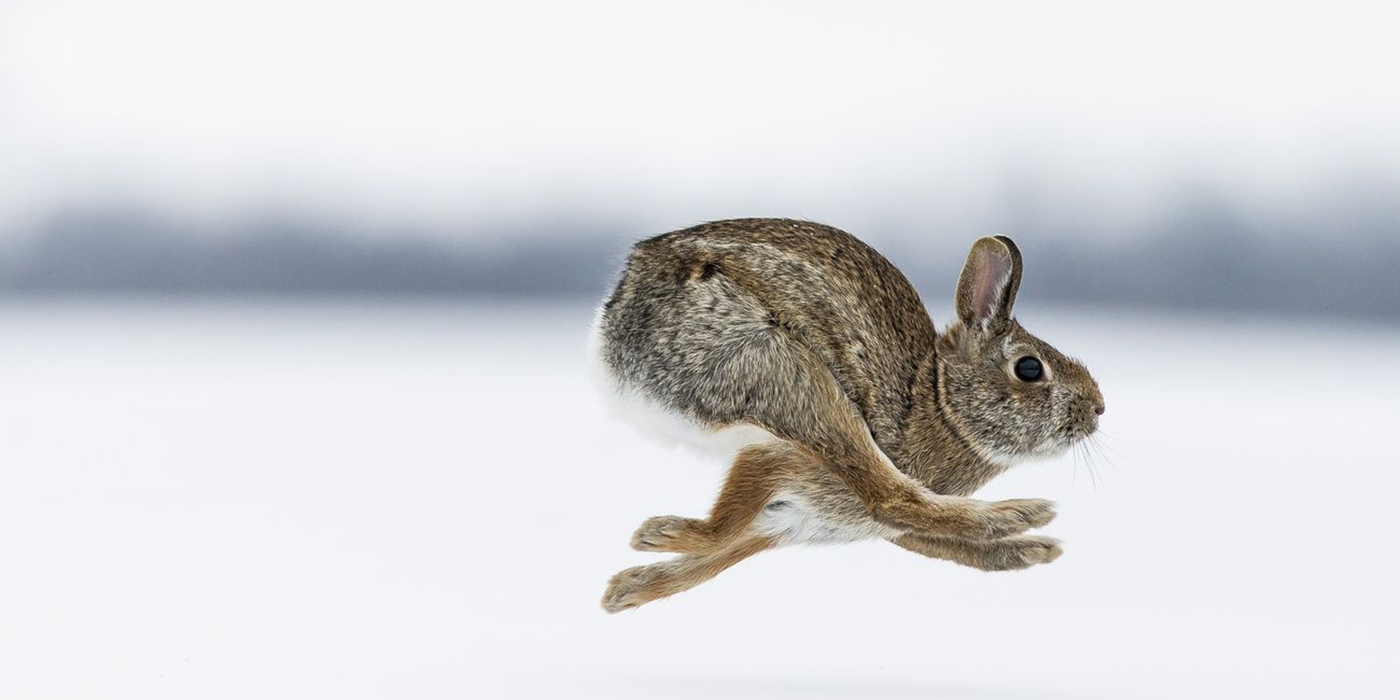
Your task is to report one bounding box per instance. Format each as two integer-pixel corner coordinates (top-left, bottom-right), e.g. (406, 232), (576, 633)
(1041, 420), (1097, 456)
(1063, 420), (1099, 447)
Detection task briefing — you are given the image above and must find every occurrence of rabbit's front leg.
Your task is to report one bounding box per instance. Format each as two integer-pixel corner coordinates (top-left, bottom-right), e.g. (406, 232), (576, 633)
(889, 532), (1063, 571)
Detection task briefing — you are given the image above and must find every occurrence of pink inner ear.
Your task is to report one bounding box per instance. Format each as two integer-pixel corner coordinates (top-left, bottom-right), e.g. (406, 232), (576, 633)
(971, 252), (1011, 322)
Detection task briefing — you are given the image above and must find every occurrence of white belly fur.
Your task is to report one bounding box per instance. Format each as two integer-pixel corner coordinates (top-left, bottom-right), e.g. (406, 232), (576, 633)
(755, 492), (900, 546)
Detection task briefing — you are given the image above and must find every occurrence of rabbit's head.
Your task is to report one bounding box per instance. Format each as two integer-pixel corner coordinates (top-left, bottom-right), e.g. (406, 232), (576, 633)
(936, 236), (1104, 462)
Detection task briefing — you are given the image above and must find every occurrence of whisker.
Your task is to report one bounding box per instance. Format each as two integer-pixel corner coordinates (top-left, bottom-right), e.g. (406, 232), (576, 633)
(1087, 435), (1118, 471)
(1068, 441), (1080, 496)
(1089, 431), (1126, 462)
(1081, 441), (1101, 493)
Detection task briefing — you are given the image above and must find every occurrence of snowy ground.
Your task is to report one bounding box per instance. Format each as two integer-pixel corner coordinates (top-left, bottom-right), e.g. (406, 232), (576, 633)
(0, 299), (1396, 699)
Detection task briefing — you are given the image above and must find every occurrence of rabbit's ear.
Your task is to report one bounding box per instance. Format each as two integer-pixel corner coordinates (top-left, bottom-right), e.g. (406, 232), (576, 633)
(955, 236), (1022, 330)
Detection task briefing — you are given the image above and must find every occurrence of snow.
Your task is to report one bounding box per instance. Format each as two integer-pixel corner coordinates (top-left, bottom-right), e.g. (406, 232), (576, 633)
(0, 299), (1396, 699)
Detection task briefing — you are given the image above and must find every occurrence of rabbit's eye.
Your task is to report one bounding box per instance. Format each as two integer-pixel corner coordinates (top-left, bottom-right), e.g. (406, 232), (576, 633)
(1013, 356), (1043, 382)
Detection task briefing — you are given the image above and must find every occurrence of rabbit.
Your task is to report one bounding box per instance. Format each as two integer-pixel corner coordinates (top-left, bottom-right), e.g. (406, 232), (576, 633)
(587, 218), (1103, 613)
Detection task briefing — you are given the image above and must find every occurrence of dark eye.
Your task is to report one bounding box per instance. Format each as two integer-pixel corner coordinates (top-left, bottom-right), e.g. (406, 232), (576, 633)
(1013, 356), (1043, 382)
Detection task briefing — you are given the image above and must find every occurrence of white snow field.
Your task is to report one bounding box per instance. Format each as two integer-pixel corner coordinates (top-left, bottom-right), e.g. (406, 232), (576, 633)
(0, 299), (1396, 699)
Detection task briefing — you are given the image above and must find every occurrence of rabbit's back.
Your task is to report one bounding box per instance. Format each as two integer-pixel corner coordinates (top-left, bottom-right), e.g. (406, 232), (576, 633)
(591, 219), (937, 458)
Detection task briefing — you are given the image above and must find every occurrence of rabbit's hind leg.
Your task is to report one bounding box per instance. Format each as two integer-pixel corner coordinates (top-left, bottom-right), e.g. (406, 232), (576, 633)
(631, 440), (792, 555)
(602, 535), (776, 613)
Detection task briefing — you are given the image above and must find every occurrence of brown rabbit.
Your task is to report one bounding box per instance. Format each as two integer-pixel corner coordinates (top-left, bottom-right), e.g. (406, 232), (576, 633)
(587, 218), (1103, 613)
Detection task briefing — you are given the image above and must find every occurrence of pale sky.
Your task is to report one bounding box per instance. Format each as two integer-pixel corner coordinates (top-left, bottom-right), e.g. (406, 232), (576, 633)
(2, 0), (1398, 240)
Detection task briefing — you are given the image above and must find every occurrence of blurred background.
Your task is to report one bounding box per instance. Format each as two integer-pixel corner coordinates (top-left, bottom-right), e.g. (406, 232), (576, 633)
(4, 0), (1399, 312)
(1, 2), (1397, 699)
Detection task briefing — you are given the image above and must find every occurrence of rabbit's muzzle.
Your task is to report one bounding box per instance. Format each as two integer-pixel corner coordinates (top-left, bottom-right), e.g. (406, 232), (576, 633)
(1067, 390), (1104, 442)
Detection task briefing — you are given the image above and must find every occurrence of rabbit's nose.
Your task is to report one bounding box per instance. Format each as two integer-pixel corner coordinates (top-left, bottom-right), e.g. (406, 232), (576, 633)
(1093, 404), (1105, 416)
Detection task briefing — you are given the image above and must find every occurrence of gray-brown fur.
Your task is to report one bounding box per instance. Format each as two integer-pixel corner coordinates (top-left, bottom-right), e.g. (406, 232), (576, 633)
(594, 219), (1103, 612)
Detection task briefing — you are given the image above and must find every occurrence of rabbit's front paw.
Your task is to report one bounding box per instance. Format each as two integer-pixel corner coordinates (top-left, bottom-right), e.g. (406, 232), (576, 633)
(976, 498), (1057, 539)
(976, 535), (1063, 571)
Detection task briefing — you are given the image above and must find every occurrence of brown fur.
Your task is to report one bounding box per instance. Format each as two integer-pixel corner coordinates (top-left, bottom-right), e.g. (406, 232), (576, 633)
(595, 219), (1103, 611)
(602, 536), (777, 614)
(631, 443), (784, 555)
(891, 533), (1063, 571)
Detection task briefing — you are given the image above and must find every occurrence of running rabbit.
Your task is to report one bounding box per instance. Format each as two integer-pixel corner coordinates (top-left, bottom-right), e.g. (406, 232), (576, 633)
(588, 219), (1103, 613)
